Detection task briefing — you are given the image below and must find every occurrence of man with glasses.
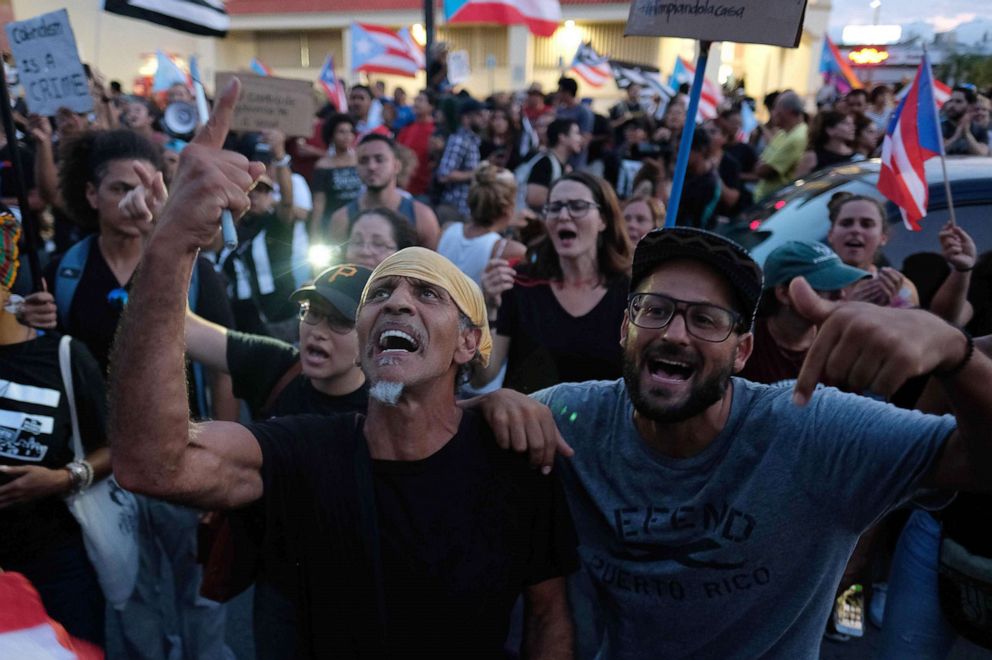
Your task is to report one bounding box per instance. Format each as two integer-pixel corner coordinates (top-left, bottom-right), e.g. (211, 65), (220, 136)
(531, 226), (992, 658)
(329, 133), (440, 249)
(184, 263), (371, 659)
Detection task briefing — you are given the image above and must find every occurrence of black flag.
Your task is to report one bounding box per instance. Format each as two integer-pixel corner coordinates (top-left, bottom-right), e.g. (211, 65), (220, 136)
(103, 0), (229, 37)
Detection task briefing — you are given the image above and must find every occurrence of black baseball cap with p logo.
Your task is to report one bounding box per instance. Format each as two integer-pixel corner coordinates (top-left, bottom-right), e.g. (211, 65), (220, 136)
(290, 264), (373, 322)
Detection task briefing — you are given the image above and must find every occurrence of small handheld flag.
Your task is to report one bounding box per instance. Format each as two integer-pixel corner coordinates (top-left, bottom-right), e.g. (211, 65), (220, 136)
(877, 52), (944, 231)
(669, 57), (722, 121)
(318, 55), (349, 112)
(570, 43), (611, 88)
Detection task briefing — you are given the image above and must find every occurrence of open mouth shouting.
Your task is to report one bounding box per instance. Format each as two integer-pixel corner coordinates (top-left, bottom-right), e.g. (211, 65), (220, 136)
(647, 356), (697, 385)
(302, 343), (332, 367)
(371, 325), (423, 364)
(556, 227), (579, 249)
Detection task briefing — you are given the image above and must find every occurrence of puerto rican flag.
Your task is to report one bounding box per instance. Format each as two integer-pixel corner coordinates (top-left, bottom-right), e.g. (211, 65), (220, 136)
(670, 56), (723, 121)
(570, 43), (611, 88)
(877, 52), (944, 231)
(444, 0), (561, 37)
(350, 22), (423, 78)
(0, 572), (103, 659)
(896, 76), (951, 108)
(318, 54), (349, 112)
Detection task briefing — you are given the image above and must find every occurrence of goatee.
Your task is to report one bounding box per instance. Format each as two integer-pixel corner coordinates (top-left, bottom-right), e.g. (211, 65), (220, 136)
(369, 381), (405, 406)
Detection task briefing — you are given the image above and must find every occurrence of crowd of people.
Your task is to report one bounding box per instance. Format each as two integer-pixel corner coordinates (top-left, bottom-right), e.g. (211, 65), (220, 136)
(1, 57), (992, 660)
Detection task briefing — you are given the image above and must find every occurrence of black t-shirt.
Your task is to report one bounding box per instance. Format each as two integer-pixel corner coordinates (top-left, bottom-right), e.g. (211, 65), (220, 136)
(226, 329), (368, 419)
(251, 409), (578, 659)
(223, 211), (298, 333)
(676, 169), (721, 231)
(526, 153), (563, 189)
(496, 275), (628, 394)
(726, 142), (757, 174)
(45, 247), (231, 376)
(0, 335), (106, 566)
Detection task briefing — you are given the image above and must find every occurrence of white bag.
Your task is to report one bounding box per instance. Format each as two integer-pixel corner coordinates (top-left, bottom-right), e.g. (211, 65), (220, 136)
(58, 335), (139, 608)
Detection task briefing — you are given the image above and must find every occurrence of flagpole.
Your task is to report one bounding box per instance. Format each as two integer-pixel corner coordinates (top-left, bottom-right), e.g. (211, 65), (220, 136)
(424, 0), (435, 80)
(665, 41), (712, 228)
(0, 61), (42, 291)
(925, 46), (957, 227)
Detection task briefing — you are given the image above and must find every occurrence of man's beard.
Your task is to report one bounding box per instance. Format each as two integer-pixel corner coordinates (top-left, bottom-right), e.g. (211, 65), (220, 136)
(369, 380), (404, 406)
(623, 344), (734, 424)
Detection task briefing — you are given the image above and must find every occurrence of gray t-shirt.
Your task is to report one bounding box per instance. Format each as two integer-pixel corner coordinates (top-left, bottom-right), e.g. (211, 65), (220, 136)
(533, 377), (955, 659)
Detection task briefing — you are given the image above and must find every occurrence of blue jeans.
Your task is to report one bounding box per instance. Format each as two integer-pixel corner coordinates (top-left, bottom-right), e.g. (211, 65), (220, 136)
(878, 509), (956, 659)
(7, 531), (105, 648)
(108, 496), (232, 660)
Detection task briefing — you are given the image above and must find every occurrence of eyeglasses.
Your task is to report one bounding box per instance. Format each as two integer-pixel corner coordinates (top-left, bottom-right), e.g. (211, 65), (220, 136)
(627, 292), (741, 343)
(298, 302), (354, 334)
(543, 200), (600, 219)
(345, 238), (397, 253)
(107, 287), (129, 310)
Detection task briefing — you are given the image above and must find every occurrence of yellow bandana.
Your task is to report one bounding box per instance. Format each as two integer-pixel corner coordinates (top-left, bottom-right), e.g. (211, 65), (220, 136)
(360, 247), (492, 367)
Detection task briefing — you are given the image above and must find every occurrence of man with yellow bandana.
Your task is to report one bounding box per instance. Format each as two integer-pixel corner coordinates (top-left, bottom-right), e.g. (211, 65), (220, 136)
(108, 80), (577, 659)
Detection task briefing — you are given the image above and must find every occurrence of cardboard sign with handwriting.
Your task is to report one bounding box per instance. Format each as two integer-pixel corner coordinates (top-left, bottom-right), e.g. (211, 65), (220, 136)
(5, 9), (93, 116)
(625, 0), (808, 48)
(214, 72), (315, 136)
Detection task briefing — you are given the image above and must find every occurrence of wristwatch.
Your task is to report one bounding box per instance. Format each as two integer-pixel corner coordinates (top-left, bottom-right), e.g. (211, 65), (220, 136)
(273, 154), (292, 168)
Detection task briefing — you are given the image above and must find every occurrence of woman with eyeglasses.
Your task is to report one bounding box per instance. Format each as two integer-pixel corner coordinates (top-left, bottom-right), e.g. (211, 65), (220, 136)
(309, 114), (362, 245)
(344, 207), (416, 270)
(475, 171), (632, 394)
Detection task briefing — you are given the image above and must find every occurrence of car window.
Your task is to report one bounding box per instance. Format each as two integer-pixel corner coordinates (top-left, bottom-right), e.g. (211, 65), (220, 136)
(738, 178), (882, 264)
(884, 203), (992, 271)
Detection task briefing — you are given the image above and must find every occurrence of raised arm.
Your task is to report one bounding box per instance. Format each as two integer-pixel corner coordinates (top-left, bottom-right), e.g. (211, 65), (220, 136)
(929, 221), (975, 325)
(109, 79), (267, 510)
(789, 276), (992, 492)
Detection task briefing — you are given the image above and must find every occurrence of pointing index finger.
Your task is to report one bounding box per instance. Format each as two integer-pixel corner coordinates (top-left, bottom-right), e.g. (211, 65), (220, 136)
(194, 77), (240, 149)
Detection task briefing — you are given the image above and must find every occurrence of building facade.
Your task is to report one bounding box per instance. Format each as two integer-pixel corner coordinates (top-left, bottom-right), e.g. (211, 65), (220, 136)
(5, 0), (832, 114)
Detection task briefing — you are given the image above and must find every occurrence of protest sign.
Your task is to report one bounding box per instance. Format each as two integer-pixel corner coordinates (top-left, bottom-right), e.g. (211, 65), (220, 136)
(625, 0), (808, 48)
(447, 50), (471, 85)
(5, 9), (93, 116)
(214, 72), (315, 136)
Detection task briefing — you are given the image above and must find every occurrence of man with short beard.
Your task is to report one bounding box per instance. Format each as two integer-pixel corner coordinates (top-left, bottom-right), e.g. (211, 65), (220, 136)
(532, 227), (992, 658)
(328, 133), (440, 249)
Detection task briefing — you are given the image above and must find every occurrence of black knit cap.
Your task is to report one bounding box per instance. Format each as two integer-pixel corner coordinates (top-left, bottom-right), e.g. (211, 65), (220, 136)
(631, 227), (764, 328)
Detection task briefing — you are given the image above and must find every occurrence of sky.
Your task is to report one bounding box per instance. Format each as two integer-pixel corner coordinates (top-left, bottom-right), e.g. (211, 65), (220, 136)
(829, 0), (982, 32)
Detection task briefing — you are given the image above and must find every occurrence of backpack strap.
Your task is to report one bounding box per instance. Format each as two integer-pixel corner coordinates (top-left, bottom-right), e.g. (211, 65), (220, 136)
(57, 335), (84, 462)
(54, 235), (96, 329)
(259, 360), (304, 418)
